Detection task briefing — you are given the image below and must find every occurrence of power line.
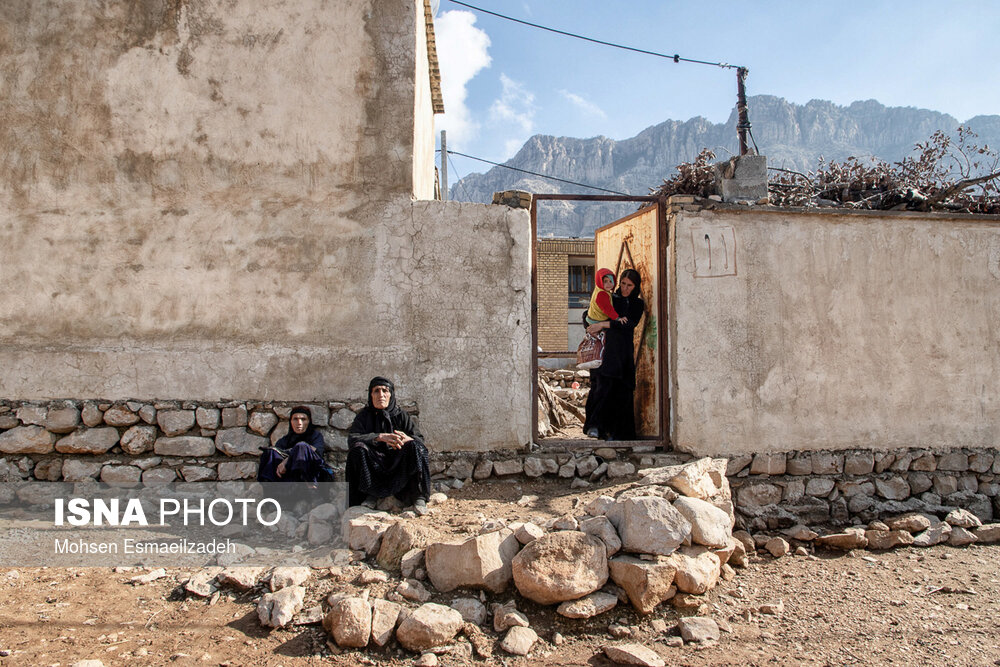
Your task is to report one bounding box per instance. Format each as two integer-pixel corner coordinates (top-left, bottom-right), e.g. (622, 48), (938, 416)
(446, 0), (742, 71)
(443, 149), (631, 196)
(446, 153), (474, 202)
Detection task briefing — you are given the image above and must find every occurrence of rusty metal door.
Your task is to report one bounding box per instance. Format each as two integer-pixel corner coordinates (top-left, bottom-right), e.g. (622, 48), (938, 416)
(594, 203), (661, 437)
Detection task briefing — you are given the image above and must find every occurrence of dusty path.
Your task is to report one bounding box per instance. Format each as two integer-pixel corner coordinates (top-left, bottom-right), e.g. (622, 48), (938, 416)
(0, 479), (997, 666)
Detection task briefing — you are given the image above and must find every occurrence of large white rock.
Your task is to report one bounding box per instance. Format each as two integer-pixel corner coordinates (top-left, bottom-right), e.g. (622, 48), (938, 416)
(154, 436), (216, 457)
(450, 597), (486, 625)
(215, 428), (269, 456)
(666, 550), (721, 595)
(637, 457), (723, 499)
(912, 521), (952, 547)
(61, 460), (102, 481)
(55, 428), (119, 454)
(672, 496), (731, 548)
(157, 410), (195, 436)
(257, 585), (305, 628)
(217, 567), (266, 590)
(377, 521), (439, 571)
(343, 510), (396, 555)
(976, 523), (1000, 543)
(270, 566), (311, 591)
(678, 616), (720, 642)
(608, 555), (677, 614)
(370, 599), (401, 647)
(603, 643), (666, 667)
(511, 531), (608, 605)
(618, 497), (691, 556)
(500, 626), (538, 656)
(885, 513), (933, 533)
(556, 591), (618, 619)
(946, 508), (983, 529)
(425, 528), (520, 593)
(120, 425), (157, 455)
(323, 597), (371, 648)
(815, 529), (868, 550)
(395, 603), (464, 652)
(579, 515), (622, 557)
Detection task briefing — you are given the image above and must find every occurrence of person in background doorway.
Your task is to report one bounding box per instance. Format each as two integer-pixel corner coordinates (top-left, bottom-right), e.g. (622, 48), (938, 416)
(583, 267), (645, 441)
(346, 376), (431, 515)
(257, 405), (327, 482)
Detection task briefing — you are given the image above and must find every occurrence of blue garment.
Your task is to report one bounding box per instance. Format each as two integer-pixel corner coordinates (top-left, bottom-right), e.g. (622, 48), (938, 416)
(258, 428), (326, 482)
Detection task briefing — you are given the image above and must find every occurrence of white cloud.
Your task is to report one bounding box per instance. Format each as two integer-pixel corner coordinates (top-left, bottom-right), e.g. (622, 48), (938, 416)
(489, 74), (536, 158)
(559, 89), (607, 119)
(434, 10), (491, 147)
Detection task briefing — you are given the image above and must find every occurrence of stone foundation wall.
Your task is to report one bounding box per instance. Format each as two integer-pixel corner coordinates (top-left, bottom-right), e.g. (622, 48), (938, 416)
(0, 398), (421, 484)
(726, 449), (999, 531)
(2, 400), (996, 532)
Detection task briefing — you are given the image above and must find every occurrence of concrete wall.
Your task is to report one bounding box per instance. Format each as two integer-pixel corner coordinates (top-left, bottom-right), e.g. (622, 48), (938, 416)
(0, 1), (532, 451)
(670, 206), (1000, 456)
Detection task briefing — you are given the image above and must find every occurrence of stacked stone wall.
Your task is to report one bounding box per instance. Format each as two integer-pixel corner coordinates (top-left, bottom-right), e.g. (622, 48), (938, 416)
(1, 401), (996, 531)
(0, 398), (420, 484)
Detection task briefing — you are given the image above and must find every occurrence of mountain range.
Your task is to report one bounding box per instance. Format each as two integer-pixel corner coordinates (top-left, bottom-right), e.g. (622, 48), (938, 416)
(450, 95), (1000, 238)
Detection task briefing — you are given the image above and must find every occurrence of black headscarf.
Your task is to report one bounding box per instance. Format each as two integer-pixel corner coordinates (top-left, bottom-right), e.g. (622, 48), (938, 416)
(349, 376), (423, 447)
(616, 268), (642, 305)
(367, 376), (399, 414)
(275, 404), (325, 453)
(289, 405), (316, 435)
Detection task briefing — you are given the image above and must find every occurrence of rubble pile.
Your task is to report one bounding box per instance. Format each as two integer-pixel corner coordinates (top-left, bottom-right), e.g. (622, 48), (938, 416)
(536, 369), (589, 437)
(320, 458), (737, 656)
(148, 457), (742, 662)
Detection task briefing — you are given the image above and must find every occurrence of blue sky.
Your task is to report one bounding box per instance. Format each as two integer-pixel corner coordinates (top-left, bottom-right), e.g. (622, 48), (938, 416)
(433, 0), (1000, 181)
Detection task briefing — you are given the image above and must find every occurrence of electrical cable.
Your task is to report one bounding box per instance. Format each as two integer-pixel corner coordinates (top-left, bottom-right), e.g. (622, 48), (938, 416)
(446, 153), (475, 202)
(444, 149), (631, 195)
(446, 0), (742, 70)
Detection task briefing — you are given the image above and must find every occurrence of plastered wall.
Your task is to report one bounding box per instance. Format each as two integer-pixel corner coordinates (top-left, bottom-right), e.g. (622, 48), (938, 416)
(670, 207), (1000, 456)
(0, 1), (532, 451)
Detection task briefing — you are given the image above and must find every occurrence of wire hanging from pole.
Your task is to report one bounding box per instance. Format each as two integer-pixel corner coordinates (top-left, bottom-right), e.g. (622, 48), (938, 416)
(446, 0), (743, 71)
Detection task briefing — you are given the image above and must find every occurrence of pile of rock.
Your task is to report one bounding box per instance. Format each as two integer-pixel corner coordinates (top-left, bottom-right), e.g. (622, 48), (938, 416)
(319, 456), (740, 657)
(536, 369), (590, 437)
(538, 368), (591, 392)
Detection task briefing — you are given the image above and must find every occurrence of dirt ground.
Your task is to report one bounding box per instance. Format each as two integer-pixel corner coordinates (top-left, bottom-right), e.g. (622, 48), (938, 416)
(1, 477), (998, 667)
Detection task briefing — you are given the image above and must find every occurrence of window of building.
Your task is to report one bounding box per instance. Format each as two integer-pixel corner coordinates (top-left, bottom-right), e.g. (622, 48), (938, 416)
(568, 264), (593, 308)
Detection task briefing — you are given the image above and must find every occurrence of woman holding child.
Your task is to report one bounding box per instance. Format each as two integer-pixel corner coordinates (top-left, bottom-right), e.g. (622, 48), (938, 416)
(583, 267), (645, 441)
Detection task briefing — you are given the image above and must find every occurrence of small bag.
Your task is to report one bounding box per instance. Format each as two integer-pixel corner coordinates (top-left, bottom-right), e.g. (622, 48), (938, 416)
(576, 331), (605, 370)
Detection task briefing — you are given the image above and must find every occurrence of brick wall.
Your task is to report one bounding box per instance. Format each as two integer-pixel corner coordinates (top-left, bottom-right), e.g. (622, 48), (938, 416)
(537, 239), (594, 352)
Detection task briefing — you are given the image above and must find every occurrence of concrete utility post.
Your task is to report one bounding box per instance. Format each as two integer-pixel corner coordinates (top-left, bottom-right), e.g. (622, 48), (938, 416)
(440, 130), (448, 201)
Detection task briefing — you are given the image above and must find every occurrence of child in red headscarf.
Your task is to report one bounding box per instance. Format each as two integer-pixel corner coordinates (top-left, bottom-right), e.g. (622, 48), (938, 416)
(586, 268), (628, 326)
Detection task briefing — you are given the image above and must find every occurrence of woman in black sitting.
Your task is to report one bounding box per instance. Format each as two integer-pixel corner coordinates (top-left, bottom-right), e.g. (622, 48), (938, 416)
(347, 376), (431, 514)
(583, 267), (645, 441)
(257, 405), (326, 482)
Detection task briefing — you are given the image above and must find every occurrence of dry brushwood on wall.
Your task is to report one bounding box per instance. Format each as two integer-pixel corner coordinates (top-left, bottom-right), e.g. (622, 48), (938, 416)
(650, 127), (1000, 214)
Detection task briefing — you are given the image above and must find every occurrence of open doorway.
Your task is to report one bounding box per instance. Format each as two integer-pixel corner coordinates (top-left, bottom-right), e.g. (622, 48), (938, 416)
(531, 194), (669, 449)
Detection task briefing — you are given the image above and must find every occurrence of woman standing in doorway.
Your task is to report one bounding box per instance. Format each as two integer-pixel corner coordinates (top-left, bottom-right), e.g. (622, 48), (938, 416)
(583, 268), (645, 441)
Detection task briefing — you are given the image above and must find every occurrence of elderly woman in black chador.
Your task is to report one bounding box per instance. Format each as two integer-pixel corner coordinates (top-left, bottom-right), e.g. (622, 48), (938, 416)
(257, 405), (327, 482)
(583, 267), (645, 441)
(347, 377), (431, 514)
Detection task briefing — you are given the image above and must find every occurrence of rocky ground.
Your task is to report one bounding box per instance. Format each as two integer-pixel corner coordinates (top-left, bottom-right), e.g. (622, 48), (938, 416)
(0, 476), (998, 667)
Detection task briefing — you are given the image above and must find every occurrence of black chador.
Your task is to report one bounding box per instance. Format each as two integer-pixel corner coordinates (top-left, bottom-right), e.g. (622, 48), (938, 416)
(346, 377), (431, 507)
